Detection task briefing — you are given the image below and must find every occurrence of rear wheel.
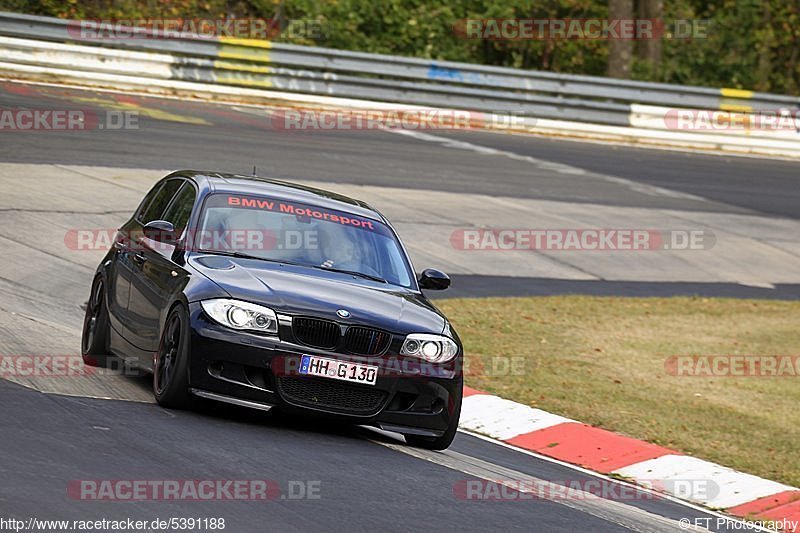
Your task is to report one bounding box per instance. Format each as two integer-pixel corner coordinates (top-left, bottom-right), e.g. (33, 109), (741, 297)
(81, 276), (110, 367)
(153, 305), (193, 409)
(405, 392), (462, 451)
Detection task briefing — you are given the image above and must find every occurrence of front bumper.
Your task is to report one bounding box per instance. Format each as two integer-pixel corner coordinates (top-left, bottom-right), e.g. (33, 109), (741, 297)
(187, 303), (462, 437)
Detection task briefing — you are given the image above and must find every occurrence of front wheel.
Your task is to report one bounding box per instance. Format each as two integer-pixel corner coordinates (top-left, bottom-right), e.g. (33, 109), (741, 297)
(81, 276), (111, 367)
(153, 305), (193, 409)
(405, 392), (462, 451)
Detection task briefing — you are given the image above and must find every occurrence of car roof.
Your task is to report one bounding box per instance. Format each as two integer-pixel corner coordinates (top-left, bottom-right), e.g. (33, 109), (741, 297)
(168, 170), (386, 222)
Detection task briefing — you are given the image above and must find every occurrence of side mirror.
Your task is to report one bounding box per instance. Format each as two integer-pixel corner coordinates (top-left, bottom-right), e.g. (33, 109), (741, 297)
(143, 220), (177, 244)
(418, 268), (450, 290)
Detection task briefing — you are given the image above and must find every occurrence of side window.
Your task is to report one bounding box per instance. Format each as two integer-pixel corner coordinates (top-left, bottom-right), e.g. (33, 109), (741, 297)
(134, 182), (165, 222)
(162, 183), (196, 235)
(139, 179), (182, 224)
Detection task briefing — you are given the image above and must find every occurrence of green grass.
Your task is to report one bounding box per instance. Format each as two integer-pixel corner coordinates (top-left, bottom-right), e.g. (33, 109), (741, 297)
(437, 296), (800, 487)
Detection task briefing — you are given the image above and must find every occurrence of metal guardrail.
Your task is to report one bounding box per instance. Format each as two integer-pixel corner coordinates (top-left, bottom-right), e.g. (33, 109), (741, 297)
(0, 11), (798, 128)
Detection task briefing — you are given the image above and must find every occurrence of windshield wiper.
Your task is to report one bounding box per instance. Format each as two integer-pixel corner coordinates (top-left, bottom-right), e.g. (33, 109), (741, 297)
(313, 266), (388, 284)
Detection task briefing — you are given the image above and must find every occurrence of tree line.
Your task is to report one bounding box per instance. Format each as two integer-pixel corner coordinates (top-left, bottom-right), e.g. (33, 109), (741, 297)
(3, 0), (798, 95)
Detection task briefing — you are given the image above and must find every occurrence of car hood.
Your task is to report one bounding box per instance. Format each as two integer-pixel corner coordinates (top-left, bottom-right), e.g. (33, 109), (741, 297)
(189, 255), (446, 334)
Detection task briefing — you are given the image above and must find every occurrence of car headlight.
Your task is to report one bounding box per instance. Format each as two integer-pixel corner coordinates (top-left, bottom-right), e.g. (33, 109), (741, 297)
(201, 299), (278, 334)
(401, 334), (458, 363)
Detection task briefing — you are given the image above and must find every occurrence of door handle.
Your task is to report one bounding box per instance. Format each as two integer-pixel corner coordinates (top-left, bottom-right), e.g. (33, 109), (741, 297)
(113, 229), (129, 250)
(132, 252), (147, 265)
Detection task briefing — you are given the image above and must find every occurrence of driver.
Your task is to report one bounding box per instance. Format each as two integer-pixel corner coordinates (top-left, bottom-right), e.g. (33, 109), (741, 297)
(319, 225), (359, 270)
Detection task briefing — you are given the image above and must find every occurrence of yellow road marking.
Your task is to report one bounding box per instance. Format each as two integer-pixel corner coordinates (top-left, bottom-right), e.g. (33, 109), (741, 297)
(213, 60), (272, 74)
(719, 103), (754, 112)
(218, 38), (271, 63)
(219, 36), (273, 49)
(720, 88), (754, 99)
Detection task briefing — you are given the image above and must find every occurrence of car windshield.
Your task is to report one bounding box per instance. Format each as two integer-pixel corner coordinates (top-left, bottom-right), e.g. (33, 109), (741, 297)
(194, 193), (415, 288)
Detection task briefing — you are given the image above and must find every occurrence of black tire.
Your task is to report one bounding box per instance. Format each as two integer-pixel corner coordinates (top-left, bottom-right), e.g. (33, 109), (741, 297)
(153, 305), (193, 409)
(81, 276), (111, 367)
(405, 392), (462, 451)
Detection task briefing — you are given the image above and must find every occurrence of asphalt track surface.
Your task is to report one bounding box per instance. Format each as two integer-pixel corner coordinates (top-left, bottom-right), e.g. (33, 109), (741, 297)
(0, 80), (794, 532)
(0, 379), (754, 532)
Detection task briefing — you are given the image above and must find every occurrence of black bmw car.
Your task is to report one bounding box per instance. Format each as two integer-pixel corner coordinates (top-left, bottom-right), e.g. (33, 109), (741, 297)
(81, 171), (462, 449)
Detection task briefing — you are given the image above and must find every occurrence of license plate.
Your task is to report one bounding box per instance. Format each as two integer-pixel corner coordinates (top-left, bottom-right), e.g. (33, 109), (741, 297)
(299, 355), (378, 386)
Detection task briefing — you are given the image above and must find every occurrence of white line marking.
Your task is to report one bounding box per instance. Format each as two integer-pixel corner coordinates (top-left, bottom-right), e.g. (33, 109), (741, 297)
(377, 438), (709, 533)
(737, 281), (777, 289)
(454, 430), (778, 532)
(389, 129), (708, 201)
